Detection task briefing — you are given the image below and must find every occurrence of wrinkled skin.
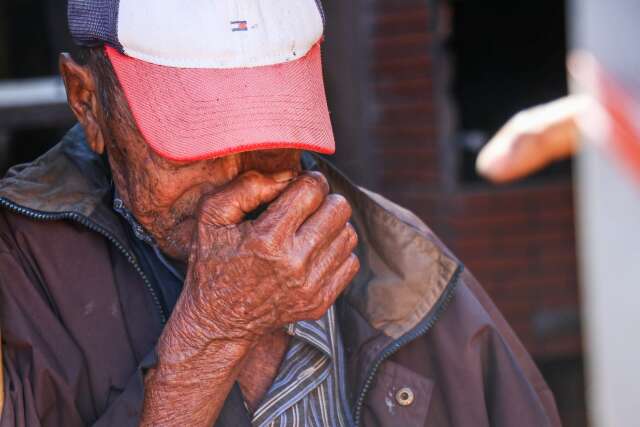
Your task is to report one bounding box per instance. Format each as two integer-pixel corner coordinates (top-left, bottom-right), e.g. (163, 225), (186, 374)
(59, 51), (360, 425)
(183, 172), (359, 344)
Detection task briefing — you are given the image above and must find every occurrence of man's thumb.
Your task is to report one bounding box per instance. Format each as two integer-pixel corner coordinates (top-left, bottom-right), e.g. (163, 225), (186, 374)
(199, 170), (295, 226)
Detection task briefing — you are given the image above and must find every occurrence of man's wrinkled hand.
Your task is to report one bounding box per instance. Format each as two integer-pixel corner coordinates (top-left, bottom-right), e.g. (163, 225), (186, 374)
(176, 170), (360, 348)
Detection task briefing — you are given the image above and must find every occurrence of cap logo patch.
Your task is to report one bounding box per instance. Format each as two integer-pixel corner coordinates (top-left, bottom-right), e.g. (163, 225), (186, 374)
(231, 20), (248, 32)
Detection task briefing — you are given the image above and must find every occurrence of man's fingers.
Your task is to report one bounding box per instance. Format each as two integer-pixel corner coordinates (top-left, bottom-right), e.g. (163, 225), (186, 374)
(312, 254), (360, 319)
(296, 194), (352, 256)
(199, 170), (295, 226)
(255, 171), (329, 238)
(305, 223), (358, 288)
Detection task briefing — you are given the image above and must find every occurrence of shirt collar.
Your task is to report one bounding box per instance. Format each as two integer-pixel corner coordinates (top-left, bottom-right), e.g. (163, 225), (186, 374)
(286, 314), (334, 358)
(113, 193), (156, 246)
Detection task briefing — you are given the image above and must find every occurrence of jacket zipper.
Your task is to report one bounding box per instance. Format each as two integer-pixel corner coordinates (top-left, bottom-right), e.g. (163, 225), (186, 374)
(352, 265), (463, 426)
(0, 197), (167, 324)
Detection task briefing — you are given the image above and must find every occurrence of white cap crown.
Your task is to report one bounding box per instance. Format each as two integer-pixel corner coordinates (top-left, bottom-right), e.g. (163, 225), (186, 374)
(116, 0), (324, 69)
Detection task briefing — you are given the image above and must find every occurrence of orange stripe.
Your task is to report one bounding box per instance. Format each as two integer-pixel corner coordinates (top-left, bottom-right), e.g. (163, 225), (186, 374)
(597, 68), (640, 183)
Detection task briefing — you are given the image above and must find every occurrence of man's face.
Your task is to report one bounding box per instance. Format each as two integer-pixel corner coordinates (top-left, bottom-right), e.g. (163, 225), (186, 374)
(102, 114), (302, 261)
(60, 51), (305, 261)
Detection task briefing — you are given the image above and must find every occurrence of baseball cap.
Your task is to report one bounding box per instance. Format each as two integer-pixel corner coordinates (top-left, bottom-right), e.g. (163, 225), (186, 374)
(67, 0), (335, 161)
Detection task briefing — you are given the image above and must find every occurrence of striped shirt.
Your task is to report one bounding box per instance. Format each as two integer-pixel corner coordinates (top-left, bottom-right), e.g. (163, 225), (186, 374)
(114, 195), (353, 427)
(253, 306), (353, 427)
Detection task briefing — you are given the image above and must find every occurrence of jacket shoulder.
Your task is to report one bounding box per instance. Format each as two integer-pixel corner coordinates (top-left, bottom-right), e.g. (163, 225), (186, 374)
(355, 188), (561, 425)
(397, 267), (561, 426)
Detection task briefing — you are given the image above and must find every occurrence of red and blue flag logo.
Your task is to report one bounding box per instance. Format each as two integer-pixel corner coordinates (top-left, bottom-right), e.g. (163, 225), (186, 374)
(231, 20), (248, 32)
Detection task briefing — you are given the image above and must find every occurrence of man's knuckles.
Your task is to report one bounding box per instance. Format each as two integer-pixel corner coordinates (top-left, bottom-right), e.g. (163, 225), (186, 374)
(345, 223), (358, 251)
(200, 199), (240, 225)
(297, 171), (329, 195)
(325, 194), (352, 218)
(285, 255), (308, 281)
(347, 253), (361, 278)
(304, 257), (359, 321)
(297, 194), (353, 248)
(247, 238), (310, 282)
(329, 224), (358, 260)
(328, 253), (360, 293)
(286, 172), (329, 208)
(238, 170), (288, 202)
(313, 194), (352, 231)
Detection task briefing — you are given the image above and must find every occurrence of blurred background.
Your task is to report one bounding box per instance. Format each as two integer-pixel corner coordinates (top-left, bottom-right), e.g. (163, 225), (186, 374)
(0, 1), (585, 425)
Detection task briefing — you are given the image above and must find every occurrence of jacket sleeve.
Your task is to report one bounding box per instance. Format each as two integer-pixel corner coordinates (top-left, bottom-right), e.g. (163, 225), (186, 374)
(0, 243), (152, 426)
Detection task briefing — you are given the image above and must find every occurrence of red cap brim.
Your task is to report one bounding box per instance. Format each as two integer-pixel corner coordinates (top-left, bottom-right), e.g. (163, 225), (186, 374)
(105, 43), (335, 161)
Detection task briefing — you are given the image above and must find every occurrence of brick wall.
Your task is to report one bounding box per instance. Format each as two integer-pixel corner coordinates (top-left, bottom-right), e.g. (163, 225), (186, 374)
(322, 0), (586, 425)
(445, 184), (581, 358)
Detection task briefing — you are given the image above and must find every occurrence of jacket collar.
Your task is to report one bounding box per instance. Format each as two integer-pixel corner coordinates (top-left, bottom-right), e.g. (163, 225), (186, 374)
(0, 124), (460, 344)
(0, 125), (111, 217)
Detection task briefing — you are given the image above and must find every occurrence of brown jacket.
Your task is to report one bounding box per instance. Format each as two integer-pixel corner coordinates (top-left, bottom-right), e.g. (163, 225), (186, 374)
(0, 125), (561, 426)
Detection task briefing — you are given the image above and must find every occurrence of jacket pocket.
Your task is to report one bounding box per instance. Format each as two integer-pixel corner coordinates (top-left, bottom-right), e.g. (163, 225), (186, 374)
(361, 360), (434, 426)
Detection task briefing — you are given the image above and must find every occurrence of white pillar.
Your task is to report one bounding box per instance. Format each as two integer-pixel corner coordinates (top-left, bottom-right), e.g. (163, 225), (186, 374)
(576, 142), (640, 427)
(571, 1), (640, 426)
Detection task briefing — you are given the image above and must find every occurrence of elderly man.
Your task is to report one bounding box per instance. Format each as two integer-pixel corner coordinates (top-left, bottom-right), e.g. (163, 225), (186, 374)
(0, 1), (560, 426)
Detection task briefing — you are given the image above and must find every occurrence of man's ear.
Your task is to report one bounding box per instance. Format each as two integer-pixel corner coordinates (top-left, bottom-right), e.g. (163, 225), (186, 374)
(59, 52), (105, 155)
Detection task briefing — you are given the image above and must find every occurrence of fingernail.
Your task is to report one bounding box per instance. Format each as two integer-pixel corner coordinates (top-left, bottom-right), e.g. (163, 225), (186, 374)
(272, 170), (295, 183)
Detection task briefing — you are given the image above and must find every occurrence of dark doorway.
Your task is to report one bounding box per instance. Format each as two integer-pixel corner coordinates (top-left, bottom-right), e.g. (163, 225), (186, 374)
(449, 0), (570, 183)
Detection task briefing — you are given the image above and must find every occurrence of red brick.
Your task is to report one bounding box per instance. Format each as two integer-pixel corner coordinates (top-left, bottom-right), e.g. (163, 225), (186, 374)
(371, 33), (432, 56)
(373, 12), (430, 36)
(374, 77), (434, 98)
